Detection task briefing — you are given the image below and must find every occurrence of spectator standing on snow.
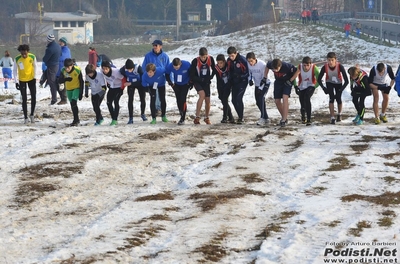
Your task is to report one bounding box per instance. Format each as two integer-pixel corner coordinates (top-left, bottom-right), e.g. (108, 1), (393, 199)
(142, 39), (170, 116)
(0, 50), (13, 89)
(43, 34), (62, 105)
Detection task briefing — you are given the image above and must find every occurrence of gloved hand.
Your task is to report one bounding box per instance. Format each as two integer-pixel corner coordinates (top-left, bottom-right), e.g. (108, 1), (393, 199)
(79, 91), (83, 101)
(322, 86), (329, 94)
(64, 77), (73, 82)
(249, 80), (254, 86)
(168, 81), (174, 87)
(85, 92), (89, 98)
(16, 83), (20, 90)
(59, 83), (65, 91)
(294, 86), (300, 95)
(107, 83), (111, 89)
(285, 80), (292, 87)
(102, 85), (107, 91)
(260, 77), (267, 87)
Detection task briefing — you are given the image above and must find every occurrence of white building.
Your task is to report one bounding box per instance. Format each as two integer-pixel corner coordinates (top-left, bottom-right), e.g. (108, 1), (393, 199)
(15, 10), (101, 44)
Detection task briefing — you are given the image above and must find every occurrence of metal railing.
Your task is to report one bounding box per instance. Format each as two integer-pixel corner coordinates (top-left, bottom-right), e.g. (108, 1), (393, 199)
(319, 12), (400, 44)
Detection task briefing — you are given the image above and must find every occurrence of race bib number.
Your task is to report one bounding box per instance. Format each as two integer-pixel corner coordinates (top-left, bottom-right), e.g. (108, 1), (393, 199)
(153, 82), (158, 89)
(177, 75), (182, 83)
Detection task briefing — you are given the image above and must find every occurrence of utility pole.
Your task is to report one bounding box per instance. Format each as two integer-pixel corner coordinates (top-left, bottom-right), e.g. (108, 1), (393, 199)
(176, 0), (181, 40)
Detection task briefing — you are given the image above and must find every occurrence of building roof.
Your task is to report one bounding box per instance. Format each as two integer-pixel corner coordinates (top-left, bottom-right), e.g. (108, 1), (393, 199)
(15, 11), (101, 22)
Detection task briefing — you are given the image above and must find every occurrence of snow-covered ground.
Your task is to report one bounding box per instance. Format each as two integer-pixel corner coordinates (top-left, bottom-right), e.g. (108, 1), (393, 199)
(1, 22), (400, 264)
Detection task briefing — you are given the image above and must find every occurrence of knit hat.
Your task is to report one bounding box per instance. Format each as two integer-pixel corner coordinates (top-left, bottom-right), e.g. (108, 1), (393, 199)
(47, 34), (55, 42)
(59, 37), (67, 45)
(125, 59), (134, 70)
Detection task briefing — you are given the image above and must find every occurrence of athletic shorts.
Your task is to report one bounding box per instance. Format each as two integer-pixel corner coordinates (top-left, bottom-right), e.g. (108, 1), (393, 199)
(67, 88), (80, 101)
(194, 83), (211, 97)
(273, 80), (291, 99)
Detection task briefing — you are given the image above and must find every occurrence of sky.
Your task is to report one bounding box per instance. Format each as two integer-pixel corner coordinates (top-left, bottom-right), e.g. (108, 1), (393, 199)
(1, 21), (400, 264)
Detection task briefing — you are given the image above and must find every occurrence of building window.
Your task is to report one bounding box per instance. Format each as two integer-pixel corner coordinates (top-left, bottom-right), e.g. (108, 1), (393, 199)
(54, 21), (61, 27)
(78, 21), (84, 27)
(62, 21), (68, 27)
(70, 21), (77, 27)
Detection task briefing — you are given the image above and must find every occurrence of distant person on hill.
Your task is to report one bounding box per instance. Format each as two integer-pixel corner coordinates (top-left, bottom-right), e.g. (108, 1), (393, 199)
(306, 9), (311, 23)
(368, 63), (396, 124)
(264, 58), (297, 127)
(0, 50), (13, 89)
(165, 57), (191, 125)
(85, 64), (107, 126)
(291, 56), (320, 126)
(348, 66), (371, 125)
(88, 47), (98, 67)
(214, 54), (234, 123)
(190, 47), (216, 125)
(227, 46), (249, 124)
(119, 59), (147, 124)
(311, 8), (319, 24)
(246, 52), (270, 126)
(301, 9), (307, 24)
(344, 23), (351, 38)
(42, 34), (61, 105)
(317, 52), (349, 124)
(14, 44), (37, 124)
(355, 21), (361, 36)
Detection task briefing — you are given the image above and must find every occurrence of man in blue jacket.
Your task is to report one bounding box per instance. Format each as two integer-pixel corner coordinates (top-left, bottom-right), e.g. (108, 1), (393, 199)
(43, 34), (62, 105)
(142, 40), (170, 115)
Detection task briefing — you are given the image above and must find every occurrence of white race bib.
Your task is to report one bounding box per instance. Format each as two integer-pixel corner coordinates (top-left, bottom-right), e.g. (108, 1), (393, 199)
(153, 82), (158, 89)
(177, 75), (182, 83)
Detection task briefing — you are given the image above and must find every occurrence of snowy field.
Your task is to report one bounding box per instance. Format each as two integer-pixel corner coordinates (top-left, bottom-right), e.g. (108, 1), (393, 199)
(1, 22), (400, 263)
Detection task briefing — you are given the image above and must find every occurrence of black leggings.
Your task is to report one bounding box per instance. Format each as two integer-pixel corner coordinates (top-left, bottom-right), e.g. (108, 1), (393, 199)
(107, 88), (123, 120)
(327, 83), (343, 104)
(127, 85), (146, 118)
(149, 86), (166, 118)
(217, 84), (233, 119)
(19, 79), (36, 118)
(298, 86), (315, 120)
(92, 92), (105, 123)
(352, 93), (367, 120)
(173, 84), (189, 120)
(231, 81), (247, 119)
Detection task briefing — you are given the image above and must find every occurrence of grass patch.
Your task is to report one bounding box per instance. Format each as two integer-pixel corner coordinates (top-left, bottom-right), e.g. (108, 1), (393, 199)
(13, 182), (58, 207)
(379, 152), (400, 160)
(18, 162), (83, 180)
(341, 191), (400, 206)
(0, 94), (14, 101)
(350, 144), (369, 154)
(118, 225), (166, 250)
(135, 191), (174, 201)
(383, 161), (400, 168)
(197, 181), (214, 188)
(256, 211), (299, 239)
(377, 217), (394, 227)
(285, 139), (303, 153)
(304, 186), (327, 196)
(324, 220), (341, 228)
(189, 187), (266, 212)
(194, 230), (230, 262)
(241, 173), (264, 183)
(382, 176), (399, 184)
(348, 220), (371, 237)
(325, 155), (354, 171)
